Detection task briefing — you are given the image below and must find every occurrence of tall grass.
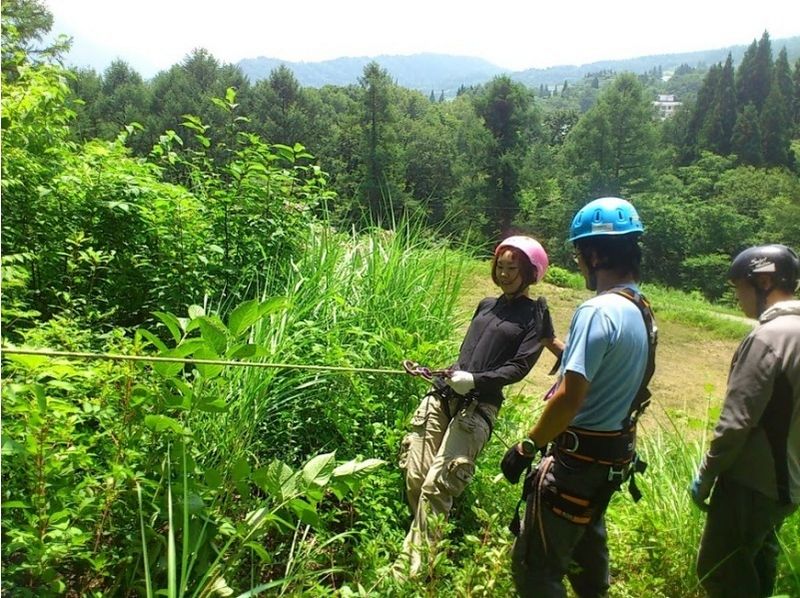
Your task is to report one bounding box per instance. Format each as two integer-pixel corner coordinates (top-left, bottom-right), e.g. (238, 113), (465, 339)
(197, 219), (466, 467)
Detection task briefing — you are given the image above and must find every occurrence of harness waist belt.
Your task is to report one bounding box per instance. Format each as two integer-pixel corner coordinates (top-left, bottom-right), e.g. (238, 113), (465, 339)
(554, 425), (636, 465)
(431, 382), (494, 436)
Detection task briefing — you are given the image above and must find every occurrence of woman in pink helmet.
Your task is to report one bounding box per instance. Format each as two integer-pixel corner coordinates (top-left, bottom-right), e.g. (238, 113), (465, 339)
(395, 235), (564, 578)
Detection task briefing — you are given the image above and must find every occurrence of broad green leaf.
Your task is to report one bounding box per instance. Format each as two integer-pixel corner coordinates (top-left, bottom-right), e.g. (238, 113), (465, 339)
(130, 385), (150, 406)
(135, 329), (168, 353)
(225, 343), (258, 360)
(227, 299), (261, 338)
(32, 384), (47, 413)
(243, 541), (272, 563)
(153, 311), (184, 343)
(231, 456), (250, 483)
(288, 497), (321, 527)
(153, 339), (205, 378)
(187, 304), (205, 320)
(46, 379), (75, 392)
(259, 296), (290, 317)
(204, 467), (223, 489)
(302, 452), (336, 488)
(49, 509), (71, 523)
(144, 414), (184, 435)
(3, 353), (48, 369)
(258, 461), (297, 500)
(332, 458), (385, 479)
(195, 396), (228, 413)
(195, 316), (229, 354)
(194, 345), (223, 379)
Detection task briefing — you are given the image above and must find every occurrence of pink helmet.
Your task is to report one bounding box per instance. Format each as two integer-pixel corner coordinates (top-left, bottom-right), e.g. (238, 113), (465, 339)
(495, 235), (549, 283)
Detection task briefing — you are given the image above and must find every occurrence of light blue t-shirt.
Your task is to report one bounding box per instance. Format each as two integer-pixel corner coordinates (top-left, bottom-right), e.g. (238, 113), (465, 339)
(561, 285), (649, 431)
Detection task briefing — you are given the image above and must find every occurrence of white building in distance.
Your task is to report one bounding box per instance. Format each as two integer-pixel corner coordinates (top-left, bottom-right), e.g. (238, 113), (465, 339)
(653, 94), (682, 119)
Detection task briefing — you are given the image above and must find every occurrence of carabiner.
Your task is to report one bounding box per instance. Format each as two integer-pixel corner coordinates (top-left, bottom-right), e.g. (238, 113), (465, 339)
(402, 359), (452, 381)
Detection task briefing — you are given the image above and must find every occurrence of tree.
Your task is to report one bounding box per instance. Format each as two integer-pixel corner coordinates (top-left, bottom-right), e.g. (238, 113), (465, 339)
(793, 59), (800, 133)
(731, 103), (764, 166)
(736, 32), (772, 112)
(760, 82), (791, 166)
(67, 67), (104, 140)
(146, 48), (250, 157)
(1, 0), (67, 78)
(403, 106), (458, 226)
(473, 75), (540, 236)
(94, 60), (151, 139)
(544, 108), (579, 146)
(358, 62), (403, 224)
(562, 73), (657, 198)
(712, 55), (737, 155)
(248, 65), (310, 146)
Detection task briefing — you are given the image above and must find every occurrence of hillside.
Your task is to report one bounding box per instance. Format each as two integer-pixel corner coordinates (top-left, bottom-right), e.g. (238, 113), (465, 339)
(237, 35), (800, 95)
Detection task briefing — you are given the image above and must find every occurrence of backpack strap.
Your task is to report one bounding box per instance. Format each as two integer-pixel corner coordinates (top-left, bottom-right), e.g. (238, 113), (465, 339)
(606, 287), (657, 426)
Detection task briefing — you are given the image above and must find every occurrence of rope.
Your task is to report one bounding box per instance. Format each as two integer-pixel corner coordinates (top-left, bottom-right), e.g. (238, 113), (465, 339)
(1, 347), (406, 376)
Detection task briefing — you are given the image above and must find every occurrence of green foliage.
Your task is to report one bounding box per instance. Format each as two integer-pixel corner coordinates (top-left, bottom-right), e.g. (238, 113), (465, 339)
(561, 73), (657, 199)
(1, 300), (388, 595)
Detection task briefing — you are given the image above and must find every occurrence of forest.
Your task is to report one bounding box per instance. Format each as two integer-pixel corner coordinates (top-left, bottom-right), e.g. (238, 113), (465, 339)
(2, 0), (800, 595)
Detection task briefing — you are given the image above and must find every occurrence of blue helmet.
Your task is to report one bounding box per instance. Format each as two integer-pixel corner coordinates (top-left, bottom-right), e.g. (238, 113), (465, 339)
(569, 197), (644, 242)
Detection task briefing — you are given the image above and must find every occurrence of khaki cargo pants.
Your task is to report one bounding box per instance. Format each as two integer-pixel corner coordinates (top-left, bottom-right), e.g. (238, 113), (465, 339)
(397, 391), (497, 576)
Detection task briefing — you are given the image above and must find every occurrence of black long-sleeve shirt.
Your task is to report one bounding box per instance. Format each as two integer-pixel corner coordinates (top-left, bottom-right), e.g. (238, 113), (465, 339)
(454, 295), (552, 407)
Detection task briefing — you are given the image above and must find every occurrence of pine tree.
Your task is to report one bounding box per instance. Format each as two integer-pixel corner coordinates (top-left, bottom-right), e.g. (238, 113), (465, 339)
(761, 78), (791, 166)
(775, 48), (793, 102)
(358, 62), (400, 224)
(736, 31), (773, 112)
(715, 54), (737, 155)
(438, 90), (445, 103)
(731, 103), (763, 165)
(473, 75), (539, 236)
(429, 89), (435, 102)
(793, 59), (800, 133)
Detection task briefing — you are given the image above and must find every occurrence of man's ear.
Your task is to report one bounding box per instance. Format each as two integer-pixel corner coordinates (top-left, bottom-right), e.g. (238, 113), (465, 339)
(754, 273), (774, 292)
(587, 248), (601, 269)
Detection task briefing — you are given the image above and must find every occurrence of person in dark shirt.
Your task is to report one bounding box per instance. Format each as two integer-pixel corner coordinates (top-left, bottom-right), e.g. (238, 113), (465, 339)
(394, 235), (563, 579)
(691, 244), (800, 597)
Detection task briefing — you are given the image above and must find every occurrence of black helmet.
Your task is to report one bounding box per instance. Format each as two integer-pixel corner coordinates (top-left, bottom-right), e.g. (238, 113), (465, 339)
(729, 244), (800, 292)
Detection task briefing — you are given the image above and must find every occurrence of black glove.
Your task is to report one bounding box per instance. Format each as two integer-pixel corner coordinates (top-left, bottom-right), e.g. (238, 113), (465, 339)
(501, 445), (534, 484)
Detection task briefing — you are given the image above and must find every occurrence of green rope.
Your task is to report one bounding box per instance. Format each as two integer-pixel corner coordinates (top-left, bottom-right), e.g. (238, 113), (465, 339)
(1, 347), (406, 376)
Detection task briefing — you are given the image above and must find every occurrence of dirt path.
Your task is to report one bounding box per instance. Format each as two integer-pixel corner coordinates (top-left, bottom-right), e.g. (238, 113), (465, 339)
(457, 266), (742, 433)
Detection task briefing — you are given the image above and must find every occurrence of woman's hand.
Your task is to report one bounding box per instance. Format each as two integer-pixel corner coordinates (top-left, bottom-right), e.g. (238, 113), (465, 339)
(446, 370), (475, 395)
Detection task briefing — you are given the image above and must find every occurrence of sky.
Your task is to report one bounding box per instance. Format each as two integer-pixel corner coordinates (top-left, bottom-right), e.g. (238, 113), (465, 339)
(48, 0), (800, 78)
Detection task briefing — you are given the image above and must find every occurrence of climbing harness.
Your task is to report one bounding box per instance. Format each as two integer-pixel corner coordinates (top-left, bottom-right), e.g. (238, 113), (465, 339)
(402, 359), (508, 446)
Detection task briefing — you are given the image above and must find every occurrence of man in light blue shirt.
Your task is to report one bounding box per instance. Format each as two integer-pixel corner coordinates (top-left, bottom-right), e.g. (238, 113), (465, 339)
(506, 197), (656, 598)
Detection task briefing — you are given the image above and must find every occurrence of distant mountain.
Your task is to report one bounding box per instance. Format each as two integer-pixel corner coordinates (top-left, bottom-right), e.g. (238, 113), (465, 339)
(237, 36), (800, 96)
(510, 36), (800, 89)
(237, 53), (506, 95)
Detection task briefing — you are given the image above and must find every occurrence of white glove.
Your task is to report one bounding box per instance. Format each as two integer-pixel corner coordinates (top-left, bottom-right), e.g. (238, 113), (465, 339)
(446, 370), (475, 395)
